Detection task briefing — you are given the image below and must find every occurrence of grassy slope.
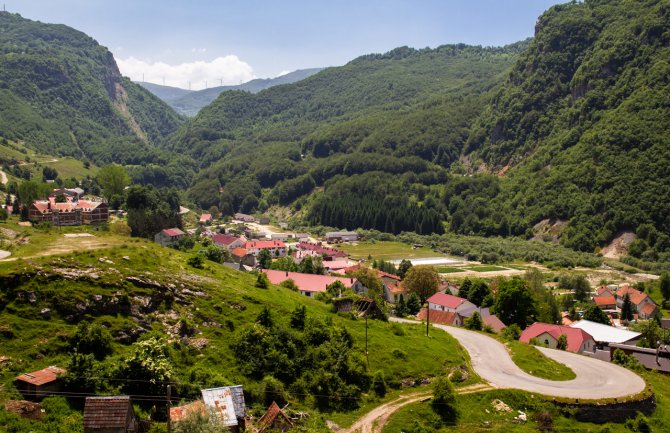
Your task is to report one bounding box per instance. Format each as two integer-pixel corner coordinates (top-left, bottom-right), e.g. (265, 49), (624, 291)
(505, 340), (575, 381)
(0, 223), (475, 430)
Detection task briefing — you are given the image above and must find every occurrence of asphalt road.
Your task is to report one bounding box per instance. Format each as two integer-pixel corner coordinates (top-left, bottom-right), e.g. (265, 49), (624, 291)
(392, 318), (646, 399)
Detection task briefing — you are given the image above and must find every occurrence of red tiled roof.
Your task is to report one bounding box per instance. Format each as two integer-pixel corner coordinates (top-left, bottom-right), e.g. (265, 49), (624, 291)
(617, 286), (652, 306)
(297, 242), (347, 257)
(641, 303), (658, 316)
(263, 270), (357, 293)
(245, 240), (286, 249)
(593, 296), (616, 307)
(377, 270), (401, 280)
(386, 280), (407, 294)
(83, 396), (134, 429)
(323, 260), (350, 271)
(170, 400), (205, 422)
(199, 213), (212, 222)
(15, 366), (65, 386)
(520, 322), (594, 353)
(416, 308), (461, 326)
(162, 228), (185, 237)
(212, 234), (241, 246)
(257, 402), (293, 433)
(231, 247), (248, 258)
(427, 292), (467, 309)
(483, 315), (507, 332)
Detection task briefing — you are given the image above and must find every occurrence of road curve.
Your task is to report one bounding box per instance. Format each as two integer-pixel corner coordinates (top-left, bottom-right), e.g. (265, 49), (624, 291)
(392, 318), (646, 399)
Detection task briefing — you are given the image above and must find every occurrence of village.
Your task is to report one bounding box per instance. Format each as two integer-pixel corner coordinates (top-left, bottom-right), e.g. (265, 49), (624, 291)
(5, 194), (670, 432)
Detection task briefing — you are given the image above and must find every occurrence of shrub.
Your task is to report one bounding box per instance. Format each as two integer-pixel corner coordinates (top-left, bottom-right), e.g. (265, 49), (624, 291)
(501, 323), (521, 340)
(372, 370), (387, 397)
(255, 272), (269, 288)
(431, 375), (457, 422)
(187, 254), (204, 269)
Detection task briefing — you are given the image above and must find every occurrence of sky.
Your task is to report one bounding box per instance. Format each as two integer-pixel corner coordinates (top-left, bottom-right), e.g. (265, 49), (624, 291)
(8, 0), (563, 90)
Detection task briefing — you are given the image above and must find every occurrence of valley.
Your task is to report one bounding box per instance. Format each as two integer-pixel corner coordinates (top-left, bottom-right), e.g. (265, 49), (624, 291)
(2, 1), (670, 432)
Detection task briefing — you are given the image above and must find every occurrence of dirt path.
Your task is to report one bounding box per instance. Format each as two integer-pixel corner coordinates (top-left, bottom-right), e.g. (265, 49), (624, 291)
(0, 168), (7, 185)
(335, 384), (495, 433)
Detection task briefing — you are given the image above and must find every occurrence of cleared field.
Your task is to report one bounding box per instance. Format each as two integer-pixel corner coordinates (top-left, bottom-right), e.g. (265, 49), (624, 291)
(460, 265), (509, 272)
(436, 266), (466, 273)
(43, 157), (98, 179)
(339, 241), (452, 261)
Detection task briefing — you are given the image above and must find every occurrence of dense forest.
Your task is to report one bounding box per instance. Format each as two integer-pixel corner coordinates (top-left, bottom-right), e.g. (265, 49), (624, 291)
(4, 1), (670, 262)
(0, 12), (194, 188)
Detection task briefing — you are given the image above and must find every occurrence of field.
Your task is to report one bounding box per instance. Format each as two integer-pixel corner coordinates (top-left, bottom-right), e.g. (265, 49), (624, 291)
(0, 140), (98, 182)
(340, 241), (455, 261)
(460, 265), (508, 272)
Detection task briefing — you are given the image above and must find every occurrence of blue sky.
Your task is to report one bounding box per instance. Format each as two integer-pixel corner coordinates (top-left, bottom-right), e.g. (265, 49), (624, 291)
(10, 0), (563, 89)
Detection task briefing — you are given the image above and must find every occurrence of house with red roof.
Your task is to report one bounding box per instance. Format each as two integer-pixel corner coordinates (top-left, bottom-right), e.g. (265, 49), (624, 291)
(199, 213), (213, 225)
(263, 270), (364, 297)
(596, 286), (614, 297)
(297, 242), (347, 259)
(245, 240), (287, 257)
(154, 228), (186, 246)
(15, 366), (65, 400)
(427, 292), (476, 314)
(592, 295), (617, 310)
(417, 308), (463, 326)
(616, 286), (659, 320)
(520, 323), (596, 353)
(212, 234), (245, 250)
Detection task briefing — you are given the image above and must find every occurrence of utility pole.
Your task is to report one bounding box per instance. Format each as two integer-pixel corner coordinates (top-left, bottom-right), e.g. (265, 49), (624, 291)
(166, 384), (172, 433)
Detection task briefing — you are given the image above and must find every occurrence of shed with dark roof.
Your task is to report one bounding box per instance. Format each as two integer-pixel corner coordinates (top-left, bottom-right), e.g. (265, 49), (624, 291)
(83, 396), (138, 433)
(257, 401), (293, 433)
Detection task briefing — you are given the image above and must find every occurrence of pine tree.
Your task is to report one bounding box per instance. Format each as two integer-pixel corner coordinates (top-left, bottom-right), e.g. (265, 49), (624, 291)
(621, 293), (634, 323)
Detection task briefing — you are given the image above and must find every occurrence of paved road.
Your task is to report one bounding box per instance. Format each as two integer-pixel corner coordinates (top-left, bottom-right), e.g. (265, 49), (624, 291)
(392, 318), (646, 399)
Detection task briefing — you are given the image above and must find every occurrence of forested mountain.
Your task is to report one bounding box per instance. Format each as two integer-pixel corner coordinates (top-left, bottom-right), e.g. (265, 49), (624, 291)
(0, 12), (194, 186)
(452, 0), (670, 262)
(171, 42), (527, 233)
(139, 68), (323, 116)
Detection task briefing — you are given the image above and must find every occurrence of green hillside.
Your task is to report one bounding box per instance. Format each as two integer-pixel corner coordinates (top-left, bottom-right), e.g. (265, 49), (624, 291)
(0, 12), (193, 187)
(172, 43), (526, 228)
(458, 0), (670, 260)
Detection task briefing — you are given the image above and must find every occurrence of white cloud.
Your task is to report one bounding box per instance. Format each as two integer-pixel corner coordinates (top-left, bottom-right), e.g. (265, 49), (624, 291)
(115, 55), (256, 90)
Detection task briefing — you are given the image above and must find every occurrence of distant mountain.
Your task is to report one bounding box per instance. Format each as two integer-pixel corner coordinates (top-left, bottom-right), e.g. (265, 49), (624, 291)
(138, 68), (323, 116)
(0, 12), (186, 173)
(165, 42), (526, 233)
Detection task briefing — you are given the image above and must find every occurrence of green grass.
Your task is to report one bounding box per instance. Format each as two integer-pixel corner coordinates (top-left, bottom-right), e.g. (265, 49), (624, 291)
(340, 241), (457, 261)
(460, 265), (508, 272)
(437, 267), (466, 273)
(0, 139), (98, 181)
(505, 340), (576, 381)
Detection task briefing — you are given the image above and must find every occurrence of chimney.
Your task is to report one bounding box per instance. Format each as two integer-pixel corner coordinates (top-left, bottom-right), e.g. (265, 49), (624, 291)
(286, 271), (289, 277)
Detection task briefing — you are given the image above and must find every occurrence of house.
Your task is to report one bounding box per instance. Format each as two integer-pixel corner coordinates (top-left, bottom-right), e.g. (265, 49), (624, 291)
(297, 242), (347, 259)
(292, 249), (321, 263)
(199, 213), (213, 225)
(29, 198), (109, 226)
(294, 233), (310, 242)
(606, 343), (670, 374)
(263, 270), (365, 297)
(83, 396), (139, 433)
(570, 319), (641, 346)
(231, 247), (256, 267)
(325, 231), (358, 242)
(257, 402), (293, 433)
(323, 259), (351, 273)
(154, 228), (186, 246)
(212, 234), (245, 250)
(427, 292), (477, 315)
(256, 216), (270, 225)
(49, 187), (85, 201)
(615, 286), (660, 319)
(592, 295), (617, 310)
(244, 240), (287, 257)
(201, 386), (246, 431)
(270, 233), (290, 242)
(520, 323), (596, 353)
(457, 306), (507, 333)
(383, 278), (408, 304)
(234, 213), (255, 222)
(482, 314), (507, 333)
(14, 366), (65, 400)
(417, 308), (463, 326)
(596, 286), (614, 297)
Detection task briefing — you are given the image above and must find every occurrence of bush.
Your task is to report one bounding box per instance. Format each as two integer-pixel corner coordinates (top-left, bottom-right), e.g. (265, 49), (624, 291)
(431, 375), (457, 422)
(255, 272), (269, 288)
(187, 254), (204, 269)
(70, 322), (113, 359)
(372, 370), (387, 397)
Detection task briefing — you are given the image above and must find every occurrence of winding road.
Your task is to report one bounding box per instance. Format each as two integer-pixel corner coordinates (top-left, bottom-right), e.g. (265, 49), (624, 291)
(392, 318), (646, 399)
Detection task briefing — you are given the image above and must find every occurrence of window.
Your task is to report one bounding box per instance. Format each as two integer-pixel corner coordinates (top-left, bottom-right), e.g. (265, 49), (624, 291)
(544, 339), (549, 345)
